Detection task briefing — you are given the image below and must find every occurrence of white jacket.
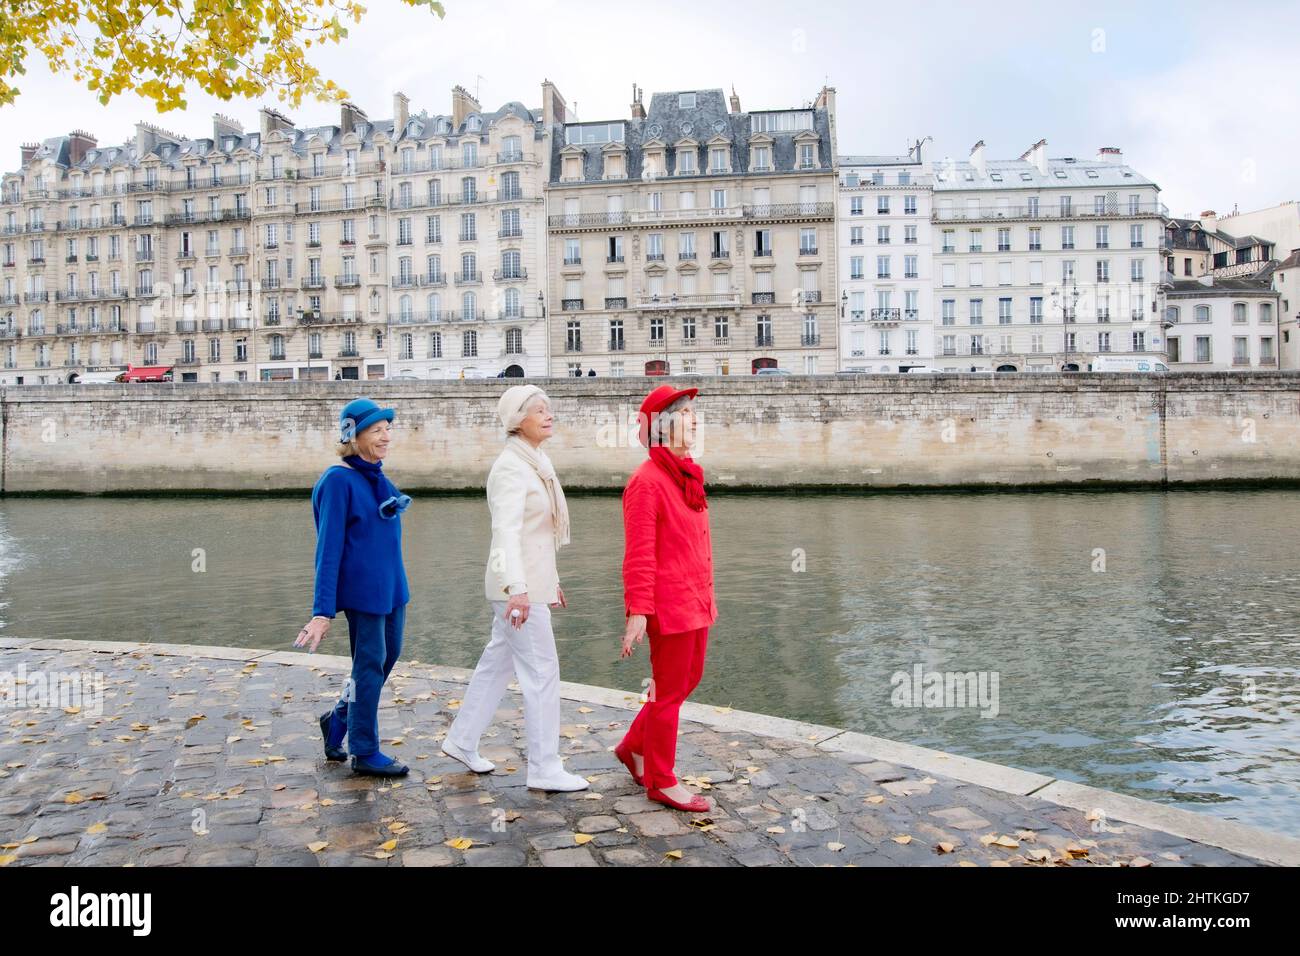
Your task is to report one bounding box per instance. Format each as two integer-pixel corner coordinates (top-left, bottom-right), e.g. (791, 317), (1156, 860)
(483, 446), (560, 604)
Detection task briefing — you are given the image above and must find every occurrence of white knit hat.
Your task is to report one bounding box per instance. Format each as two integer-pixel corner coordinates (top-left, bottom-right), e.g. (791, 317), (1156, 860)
(497, 384), (547, 431)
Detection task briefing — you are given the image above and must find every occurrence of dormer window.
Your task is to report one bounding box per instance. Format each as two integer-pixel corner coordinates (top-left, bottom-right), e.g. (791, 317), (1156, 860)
(751, 145), (772, 172)
(676, 147), (697, 175)
(708, 147), (729, 174)
(799, 143), (816, 169)
(603, 152), (626, 180)
(467, 115), (482, 132)
(679, 92), (696, 109)
(562, 154), (582, 181)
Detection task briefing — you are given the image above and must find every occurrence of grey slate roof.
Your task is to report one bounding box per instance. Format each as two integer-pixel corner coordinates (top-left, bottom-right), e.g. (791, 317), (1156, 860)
(548, 87), (832, 184)
(931, 157), (1156, 191)
(1166, 263), (1279, 295)
(6, 101), (542, 179)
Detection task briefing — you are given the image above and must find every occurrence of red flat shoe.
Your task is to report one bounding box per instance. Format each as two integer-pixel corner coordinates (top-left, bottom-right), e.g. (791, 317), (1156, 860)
(646, 787), (711, 813)
(613, 741), (643, 786)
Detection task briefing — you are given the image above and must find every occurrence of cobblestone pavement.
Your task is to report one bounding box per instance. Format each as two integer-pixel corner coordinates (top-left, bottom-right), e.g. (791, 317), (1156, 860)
(0, 643), (1266, 867)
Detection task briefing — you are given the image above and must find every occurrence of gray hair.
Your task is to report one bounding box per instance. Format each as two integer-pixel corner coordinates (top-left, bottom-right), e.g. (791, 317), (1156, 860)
(649, 395), (693, 447)
(507, 392), (551, 436)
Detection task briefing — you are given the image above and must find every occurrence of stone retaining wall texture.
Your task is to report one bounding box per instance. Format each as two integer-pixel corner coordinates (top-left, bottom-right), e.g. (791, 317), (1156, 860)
(2, 373), (1298, 493)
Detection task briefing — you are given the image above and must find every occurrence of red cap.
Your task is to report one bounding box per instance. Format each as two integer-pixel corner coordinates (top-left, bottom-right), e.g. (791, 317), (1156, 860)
(637, 384), (698, 447)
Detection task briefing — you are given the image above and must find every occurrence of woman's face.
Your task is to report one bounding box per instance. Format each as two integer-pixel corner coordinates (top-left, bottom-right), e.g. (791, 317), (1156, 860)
(678, 401), (698, 447)
(517, 398), (554, 444)
(355, 420), (392, 461)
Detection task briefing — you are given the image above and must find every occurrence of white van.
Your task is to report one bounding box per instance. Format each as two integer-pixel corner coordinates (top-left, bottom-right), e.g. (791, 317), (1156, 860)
(72, 371), (126, 384)
(1091, 356), (1170, 373)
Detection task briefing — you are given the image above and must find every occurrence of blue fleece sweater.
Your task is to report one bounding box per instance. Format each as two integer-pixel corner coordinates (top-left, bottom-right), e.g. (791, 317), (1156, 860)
(311, 464), (410, 617)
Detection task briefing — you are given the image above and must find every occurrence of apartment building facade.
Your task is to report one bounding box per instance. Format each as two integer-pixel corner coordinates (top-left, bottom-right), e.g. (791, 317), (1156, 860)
(929, 141), (1167, 372)
(545, 85), (839, 377)
(1160, 217), (1280, 369)
(1, 86), (554, 385)
(836, 151), (934, 371)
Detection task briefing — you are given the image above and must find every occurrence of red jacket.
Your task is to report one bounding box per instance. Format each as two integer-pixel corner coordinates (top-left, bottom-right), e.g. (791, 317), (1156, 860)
(622, 458), (718, 634)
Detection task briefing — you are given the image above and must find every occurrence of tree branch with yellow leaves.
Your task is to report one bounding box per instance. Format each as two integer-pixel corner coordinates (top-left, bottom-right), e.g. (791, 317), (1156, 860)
(0, 0), (446, 111)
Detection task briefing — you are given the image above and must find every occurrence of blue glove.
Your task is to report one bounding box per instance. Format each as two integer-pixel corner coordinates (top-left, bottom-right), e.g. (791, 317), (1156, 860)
(379, 494), (412, 520)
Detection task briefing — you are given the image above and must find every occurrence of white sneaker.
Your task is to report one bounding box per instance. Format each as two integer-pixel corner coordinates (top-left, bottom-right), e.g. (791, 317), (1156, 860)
(526, 769), (591, 792)
(441, 739), (495, 773)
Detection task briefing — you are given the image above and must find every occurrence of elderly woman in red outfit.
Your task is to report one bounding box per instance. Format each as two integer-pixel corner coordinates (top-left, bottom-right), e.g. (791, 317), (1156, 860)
(614, 384), (717, 813)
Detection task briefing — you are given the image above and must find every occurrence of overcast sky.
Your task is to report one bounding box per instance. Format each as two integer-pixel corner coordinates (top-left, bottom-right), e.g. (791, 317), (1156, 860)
(3, 0), (1295, 219)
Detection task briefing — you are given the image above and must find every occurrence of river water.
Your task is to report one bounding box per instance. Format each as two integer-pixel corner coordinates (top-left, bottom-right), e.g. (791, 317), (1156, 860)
(1, 489), (1297, 835)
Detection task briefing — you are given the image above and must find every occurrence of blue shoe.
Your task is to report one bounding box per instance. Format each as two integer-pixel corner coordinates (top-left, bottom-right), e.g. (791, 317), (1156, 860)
(319, 712), (347, 762)
(351, 752), (409, 777)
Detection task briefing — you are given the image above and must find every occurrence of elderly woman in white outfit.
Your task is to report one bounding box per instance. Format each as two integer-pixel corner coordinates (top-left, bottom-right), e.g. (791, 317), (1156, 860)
(441, 385), (589, 792)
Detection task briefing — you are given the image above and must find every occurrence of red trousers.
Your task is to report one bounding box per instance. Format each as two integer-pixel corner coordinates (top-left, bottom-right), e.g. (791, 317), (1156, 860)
(620, 620), (709, 790)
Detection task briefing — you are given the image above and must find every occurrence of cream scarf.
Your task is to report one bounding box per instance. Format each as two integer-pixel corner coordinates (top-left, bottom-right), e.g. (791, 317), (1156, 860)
(505, 434), (571, 550)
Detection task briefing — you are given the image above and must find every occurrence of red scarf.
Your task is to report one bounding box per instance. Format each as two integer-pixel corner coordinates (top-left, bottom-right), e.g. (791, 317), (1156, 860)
(649, 445), (707, 511)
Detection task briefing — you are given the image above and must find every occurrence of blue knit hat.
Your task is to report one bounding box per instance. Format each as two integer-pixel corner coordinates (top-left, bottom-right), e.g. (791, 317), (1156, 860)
(339, 397), (394, 444)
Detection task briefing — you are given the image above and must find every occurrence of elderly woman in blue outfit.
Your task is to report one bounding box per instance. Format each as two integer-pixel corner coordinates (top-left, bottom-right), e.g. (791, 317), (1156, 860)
(294, 397), (412, 778)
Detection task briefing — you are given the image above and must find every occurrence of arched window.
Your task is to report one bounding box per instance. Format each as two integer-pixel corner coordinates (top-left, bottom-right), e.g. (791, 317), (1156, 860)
(427, 293), (441, 321)
(269, 333), (284, 357)
(461, 176), (477, 203)
(504, 287), (521, 318)
(426, 254), (440, 282)
(427, 179), (442, 205)
(505, 327), (523, 353)
(1195, 305), (1211, 323)
(398, 256), (412, 281)
(399, 294), (413, 321)
(1165, 305), (1179, 324)
(428, 331), (442, 358)
(462, 291), (477, 322)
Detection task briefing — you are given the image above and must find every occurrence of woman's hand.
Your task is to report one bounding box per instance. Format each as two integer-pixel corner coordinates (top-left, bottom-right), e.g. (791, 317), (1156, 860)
(506, 592), (530, 629)
(550, 584), (567, 610)
(621, 614), (647, 658)
(294, 616), (331, 653)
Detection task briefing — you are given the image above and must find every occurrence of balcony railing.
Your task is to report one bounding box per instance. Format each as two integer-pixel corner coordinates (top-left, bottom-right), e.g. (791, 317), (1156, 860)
(301, 276), (327, 290)
(605, 297), (627, 310)
(755, 333), (774, 347)
(752, 292), (775, 304)
(933, 201), (1169, 223)
(871, 308), (901, 323)
(493, 269), (527, 281)
(334, 274), (361, 288)
(636, 292), (740, 310)
(561, 298), (584, 311)
(801, 333), (822, 346)
(175, 320), (198, 333)
(202, 319), (224, 332)
(455, 271), (482, 285)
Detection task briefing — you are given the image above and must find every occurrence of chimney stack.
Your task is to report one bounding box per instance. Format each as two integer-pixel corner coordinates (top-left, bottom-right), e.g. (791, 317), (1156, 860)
(1020, 138), (1048, 175)
(1096, 146), (1123, 164)
(393, 91), (409, 133)
(67, 130), (97, 166)
(451, 85), (481, 130)
(213, 113), (243, 143)
(20, 142), (40, 167)
(340, 101), (367, 136)
(630, 84), (646, 120)
(969, 139), (986, 178)
(729, 86), (742, 113)
(541, 78), (568, 127)
(259, 107), (295, 138)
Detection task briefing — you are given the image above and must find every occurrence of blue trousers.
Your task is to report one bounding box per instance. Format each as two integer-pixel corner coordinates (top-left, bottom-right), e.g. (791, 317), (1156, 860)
(330, 604), (405, 758)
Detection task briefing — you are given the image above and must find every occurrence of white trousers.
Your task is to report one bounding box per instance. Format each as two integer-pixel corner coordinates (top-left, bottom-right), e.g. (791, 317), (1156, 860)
(446, 601), (564, 781)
